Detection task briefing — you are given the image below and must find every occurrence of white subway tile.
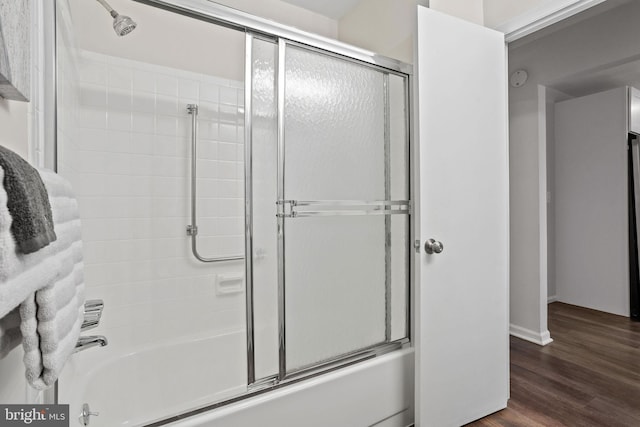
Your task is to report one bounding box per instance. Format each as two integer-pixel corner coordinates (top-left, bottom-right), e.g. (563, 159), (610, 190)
(108, 66), (133, 91)
(153, 135), (179, 157)
(237, 125), (245, 143)
(196, 181), (217, 199)
(175, 138), (189, 158)
(199, 120), (219, 140)
(179, 79), (199, 100)
(199, 159), (219, 179)
(78, 108), (107, 129)
(107, 109), (132, 131)
(79, 84), (107, 108)
(156, 74), (178, 97)
(107, 88), (133, 111)
(177, 116), (190, 140)
(217, 143), (236, 161)
(219, 86), (237, 105)
(198, 140), (217, 160)
(218, 199), (240, 218)
(104, 130), (133, 154)
(151, 218), (187, 238)
(79, 196), (153, 219)
(199, 102), (218, 121)
(151, 197), (188, 218)
(200, 83), (219, 103)
(79, 59), (107, 86)
(133, 69), (156, 93)
(152, 155), (186, 177)
(219, 123), (237, 142)
(156, 94), (179, 116)
(216, 218), (243, 236)
(132, 112), (156, 134)
(219, 104), (238, 124)
(76, 128), (109, 152)
(152, 176), (188, 197)
(216, 161), (236, 180)
(132, 91), (156, 113)
(156, 115), (178, 136)
(74, 174), (152, 197)
(131, 132), (155, 155)
(217, 180), (239, 198)
(236, 144), (244, 162)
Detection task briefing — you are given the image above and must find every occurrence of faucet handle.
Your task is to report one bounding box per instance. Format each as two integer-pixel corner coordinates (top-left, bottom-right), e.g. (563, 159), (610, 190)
(79, 403), (99, 426)
(82, 300), (104, 331)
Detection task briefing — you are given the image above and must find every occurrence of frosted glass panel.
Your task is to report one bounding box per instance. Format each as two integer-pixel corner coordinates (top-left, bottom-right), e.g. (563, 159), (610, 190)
(284, 46), (386, 200)
(251, 38), (279, 380)
(389, 74), (409, 200)
(285, 216), (386, 370)
(390, 215), (409, 341)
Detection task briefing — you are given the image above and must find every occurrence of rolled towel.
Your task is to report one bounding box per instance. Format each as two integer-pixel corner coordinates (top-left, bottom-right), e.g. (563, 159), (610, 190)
(0, 307), (21, 358)
(0, 145), (56, 254)
(0, 167), (85, 389)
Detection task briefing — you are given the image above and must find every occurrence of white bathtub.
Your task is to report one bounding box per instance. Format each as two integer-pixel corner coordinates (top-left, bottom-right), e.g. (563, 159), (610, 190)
(61, 331), (414, 427)
(167, 348), (415, 427)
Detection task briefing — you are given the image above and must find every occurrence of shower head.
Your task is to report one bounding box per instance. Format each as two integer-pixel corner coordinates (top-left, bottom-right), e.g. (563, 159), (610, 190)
(112, 12), (137, 36)
(95, 0), (137, 37)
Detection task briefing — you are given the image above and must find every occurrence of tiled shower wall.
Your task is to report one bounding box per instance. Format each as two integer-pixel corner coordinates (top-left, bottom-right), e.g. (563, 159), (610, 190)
(59, 50), (247, 355)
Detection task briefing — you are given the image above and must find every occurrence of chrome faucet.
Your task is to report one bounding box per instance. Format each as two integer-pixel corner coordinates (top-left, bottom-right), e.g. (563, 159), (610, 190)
(74, 336), (108, 353)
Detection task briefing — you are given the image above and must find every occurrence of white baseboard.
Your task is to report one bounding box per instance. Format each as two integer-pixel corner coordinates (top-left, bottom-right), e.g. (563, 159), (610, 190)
(510, 324), (553, 346)
(548, 295), (558, 303)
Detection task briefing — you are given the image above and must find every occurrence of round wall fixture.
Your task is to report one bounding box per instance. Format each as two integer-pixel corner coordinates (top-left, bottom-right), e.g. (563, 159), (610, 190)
(510, 70), (528, 88)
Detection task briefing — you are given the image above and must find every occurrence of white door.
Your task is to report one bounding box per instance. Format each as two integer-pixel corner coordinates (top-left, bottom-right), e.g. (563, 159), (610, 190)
(415, 7), (509, 427)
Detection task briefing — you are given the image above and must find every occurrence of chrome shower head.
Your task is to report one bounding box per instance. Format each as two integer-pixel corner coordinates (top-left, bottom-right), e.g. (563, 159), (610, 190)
(95, 0), (137, 37)
(112, 12), (137, 37)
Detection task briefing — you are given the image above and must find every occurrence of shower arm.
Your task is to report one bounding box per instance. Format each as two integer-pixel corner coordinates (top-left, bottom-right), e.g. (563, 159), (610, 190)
(95, 0), (119, 18)
(186, 104), (244, 263)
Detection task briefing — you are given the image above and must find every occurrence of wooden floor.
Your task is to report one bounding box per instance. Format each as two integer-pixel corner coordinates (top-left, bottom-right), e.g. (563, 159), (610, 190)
(468, 302), (640, 427)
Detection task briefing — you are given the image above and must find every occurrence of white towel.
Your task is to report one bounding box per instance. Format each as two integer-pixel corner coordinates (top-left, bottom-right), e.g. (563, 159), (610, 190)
(0, 167), (85, 389)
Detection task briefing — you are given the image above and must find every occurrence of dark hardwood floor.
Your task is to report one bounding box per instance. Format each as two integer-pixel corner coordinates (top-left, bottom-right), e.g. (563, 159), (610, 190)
(468, 302), (640, 427)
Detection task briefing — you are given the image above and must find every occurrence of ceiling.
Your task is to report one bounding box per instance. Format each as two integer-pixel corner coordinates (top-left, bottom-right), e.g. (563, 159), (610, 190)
(280, 0), (362, 20)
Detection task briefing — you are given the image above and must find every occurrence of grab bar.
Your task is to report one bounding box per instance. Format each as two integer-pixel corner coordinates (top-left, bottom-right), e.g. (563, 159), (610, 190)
(186, 104), (244, 263)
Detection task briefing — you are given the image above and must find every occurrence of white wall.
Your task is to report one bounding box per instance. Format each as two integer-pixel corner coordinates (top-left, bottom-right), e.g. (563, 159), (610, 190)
(509, 0), (640, 340)
(430, 0), (484, 25)
(545, 87), (573, 301)
(338, 0), (427, 64)
(483, 0), (549, 28)
(0, 100), (28, 159)
(554, 88), (630, 316)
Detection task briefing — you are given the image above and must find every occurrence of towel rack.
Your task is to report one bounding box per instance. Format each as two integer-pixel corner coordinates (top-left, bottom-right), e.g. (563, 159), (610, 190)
(186, 104), (244, 263)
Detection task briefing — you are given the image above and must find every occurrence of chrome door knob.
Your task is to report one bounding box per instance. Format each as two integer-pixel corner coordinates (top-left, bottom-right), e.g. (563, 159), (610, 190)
(424, 238), (444, 254)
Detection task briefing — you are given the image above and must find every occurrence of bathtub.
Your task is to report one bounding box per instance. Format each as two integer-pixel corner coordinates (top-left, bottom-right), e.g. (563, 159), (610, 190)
(61, 331), (414, 427)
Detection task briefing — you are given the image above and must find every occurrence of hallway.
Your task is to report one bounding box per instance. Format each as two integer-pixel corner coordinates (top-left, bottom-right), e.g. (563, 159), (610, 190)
(470, 302), (640, 426)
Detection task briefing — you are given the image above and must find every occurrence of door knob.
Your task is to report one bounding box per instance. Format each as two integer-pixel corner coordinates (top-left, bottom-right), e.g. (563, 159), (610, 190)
(424, 238), (444, 254)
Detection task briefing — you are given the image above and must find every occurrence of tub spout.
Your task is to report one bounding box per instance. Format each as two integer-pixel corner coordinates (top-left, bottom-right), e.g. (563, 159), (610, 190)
(74, 335), (108, 353)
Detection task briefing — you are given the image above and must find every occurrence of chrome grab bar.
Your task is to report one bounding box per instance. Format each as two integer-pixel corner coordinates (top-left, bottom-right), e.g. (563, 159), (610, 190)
(74, 335), (108, 353)
(81, 299), (104, 331)
(186, 104), (244, 263)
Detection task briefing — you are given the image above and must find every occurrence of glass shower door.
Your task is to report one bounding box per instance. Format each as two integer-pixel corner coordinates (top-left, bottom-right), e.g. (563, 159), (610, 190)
(278, 42), (410, 375)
